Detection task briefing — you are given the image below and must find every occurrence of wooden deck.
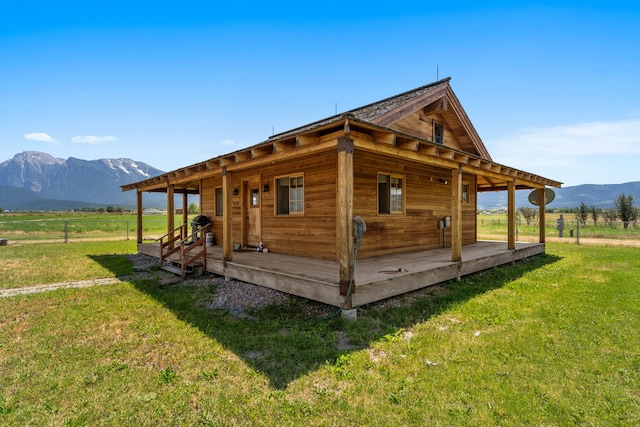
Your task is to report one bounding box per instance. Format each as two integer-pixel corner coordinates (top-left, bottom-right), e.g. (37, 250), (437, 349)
(139, 241), (545, 307)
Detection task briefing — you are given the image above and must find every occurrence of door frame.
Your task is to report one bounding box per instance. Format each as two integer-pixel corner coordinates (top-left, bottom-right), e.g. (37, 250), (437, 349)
(241, 176), (262, 248)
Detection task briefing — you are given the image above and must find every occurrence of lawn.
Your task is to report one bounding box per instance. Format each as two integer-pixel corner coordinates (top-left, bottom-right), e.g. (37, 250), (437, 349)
(0, 243), (638, 425)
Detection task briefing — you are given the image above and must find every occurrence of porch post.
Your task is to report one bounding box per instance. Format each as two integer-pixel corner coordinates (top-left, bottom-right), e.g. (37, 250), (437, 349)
(337, 136), (354, 308)
(451, 165), (463, 262)
(182, 192), (189, 228)
(507, 180), (516, 250)
(539, 187), (546, 243)
(222, 166), (233, 262)
(136, 190), (143, 244)
(167, 185), (175, 245)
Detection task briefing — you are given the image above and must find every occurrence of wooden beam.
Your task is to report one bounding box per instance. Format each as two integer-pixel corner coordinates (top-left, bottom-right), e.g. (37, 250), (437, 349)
(251, 145), (273, 159)
(507, 180), (516, 250)
(219, 156), (235, 167)
(395, 138), (419, 151)
(337, 136), (354, 308)
(539, 187), (546, 244)
(235, 151), (251, 162)
(222, 167), (233, 262)
(182, 192), (189, 229)
(296, 135), (318, 146)
(167, 185), (175, 246)
(451, 165), (463, 262)
(136, 190), (143, 244)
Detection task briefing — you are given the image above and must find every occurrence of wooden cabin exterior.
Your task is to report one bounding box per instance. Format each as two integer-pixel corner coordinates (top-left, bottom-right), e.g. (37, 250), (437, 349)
(122, 78), (561, 308)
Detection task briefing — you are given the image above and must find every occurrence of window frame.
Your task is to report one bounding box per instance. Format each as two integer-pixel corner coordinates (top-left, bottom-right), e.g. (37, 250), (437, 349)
(462, 182), (470, 203)
(433, 121), (444, 145)
(214, 187), (223, 217)
(377, 172), (405, 215)
(275, 173), (305, 216)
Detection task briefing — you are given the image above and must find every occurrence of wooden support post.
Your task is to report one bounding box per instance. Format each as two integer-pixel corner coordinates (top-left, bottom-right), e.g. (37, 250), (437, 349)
(507, 180), (516, 250)
(182, 192), (189, 228)
(337, 137), (354, 308)
(222, 167), (233, 262)
(167, 185), (175, 246)
(136, 190), (143, 244)
(539, 187), (546, 243)
(451, 165), (463, 262)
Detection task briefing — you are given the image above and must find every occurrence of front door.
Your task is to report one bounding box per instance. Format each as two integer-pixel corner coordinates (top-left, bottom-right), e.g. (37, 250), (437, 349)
(243, 177), (262, 247)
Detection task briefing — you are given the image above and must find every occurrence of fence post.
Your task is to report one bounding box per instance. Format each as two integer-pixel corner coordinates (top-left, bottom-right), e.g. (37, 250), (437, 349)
(126, 220), (129, 240)
(64, 219), (68, 243)
(576, 219), (580, 245)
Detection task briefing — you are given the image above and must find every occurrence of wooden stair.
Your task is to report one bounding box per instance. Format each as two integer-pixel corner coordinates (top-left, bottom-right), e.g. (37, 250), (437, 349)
(157, 222), (211, 280)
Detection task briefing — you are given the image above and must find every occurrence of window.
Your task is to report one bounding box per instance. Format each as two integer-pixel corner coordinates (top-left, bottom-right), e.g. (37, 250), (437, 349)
(251, 188), (260, 207)
(378, 173), (404, 214)
(215, 187), (223, 216)
(276, 175), (304, 215)
(434, 122), (444, 144)
(462, 183), (469, 203)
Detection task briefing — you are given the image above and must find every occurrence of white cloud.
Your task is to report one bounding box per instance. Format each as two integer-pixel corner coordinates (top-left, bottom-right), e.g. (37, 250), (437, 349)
(491, 118), (640, 161)
(71, 135), (118, 144)
(24, 132), (59, 144)
(487, 118), (640, 186)
(221, 139), (237, 146)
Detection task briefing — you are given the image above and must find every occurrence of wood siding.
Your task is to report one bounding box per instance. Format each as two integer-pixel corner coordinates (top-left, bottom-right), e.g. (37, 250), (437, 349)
(353, 148), (476, 259)
(201, 150), (339, 260)
(388, 111), (467, 152)
(200, 141), (477, 262)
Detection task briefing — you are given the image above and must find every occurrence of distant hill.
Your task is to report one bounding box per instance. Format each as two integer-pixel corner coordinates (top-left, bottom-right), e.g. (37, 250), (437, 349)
(0, 151), (166, 210)
(478, 182), (640, 211)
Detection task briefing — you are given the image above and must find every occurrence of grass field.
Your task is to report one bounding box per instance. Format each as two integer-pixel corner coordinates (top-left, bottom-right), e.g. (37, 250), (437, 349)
(479, 212), (640, 240)
(0, 212), (171, 242)
(1, 242), (638, 425)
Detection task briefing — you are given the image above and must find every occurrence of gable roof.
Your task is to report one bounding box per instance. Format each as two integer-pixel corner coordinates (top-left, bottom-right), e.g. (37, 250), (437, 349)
(122, 78), (561, 194)
(271, 78), (492, 160)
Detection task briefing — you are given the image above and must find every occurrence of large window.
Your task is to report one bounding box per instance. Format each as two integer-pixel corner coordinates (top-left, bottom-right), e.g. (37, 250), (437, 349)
(276, 174), (304, 215)
(434, 122), (444, 144)
(215, 187), (223, 216)
(378, 173), (404, 214)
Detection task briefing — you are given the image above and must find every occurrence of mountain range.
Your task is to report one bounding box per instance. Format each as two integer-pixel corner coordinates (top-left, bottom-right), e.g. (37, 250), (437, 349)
(478, 182), (640, 211)
(0, 151), (638, 211)
(0, 151), (165, 210)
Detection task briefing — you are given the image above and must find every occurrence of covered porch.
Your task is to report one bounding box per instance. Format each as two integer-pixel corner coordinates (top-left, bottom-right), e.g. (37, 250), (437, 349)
(139, 240), (545, 307)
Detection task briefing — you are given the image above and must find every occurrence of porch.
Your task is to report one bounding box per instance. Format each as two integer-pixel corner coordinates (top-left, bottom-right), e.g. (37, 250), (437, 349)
(139, 241), (545, 307)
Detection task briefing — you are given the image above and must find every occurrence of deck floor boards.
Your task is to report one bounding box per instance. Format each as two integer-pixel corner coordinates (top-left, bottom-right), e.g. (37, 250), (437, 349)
(138, 241), (544, 307)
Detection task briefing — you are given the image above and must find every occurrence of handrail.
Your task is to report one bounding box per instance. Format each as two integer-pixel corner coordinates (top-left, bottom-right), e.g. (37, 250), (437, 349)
(160, 223), (211, 279)
(158, 223), (188, 266)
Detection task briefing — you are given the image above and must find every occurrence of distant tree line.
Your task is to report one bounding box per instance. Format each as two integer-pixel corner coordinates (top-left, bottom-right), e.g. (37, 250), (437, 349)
(517, 193), (638, 229)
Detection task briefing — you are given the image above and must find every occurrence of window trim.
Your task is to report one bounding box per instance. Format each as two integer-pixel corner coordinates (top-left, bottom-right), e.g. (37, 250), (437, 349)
(462, 182), (470, 203)
(377, 172), (405, 215)
(275, 173), (305, 216)
(433, 121), (444, 145)
(214, 187), (223, 217)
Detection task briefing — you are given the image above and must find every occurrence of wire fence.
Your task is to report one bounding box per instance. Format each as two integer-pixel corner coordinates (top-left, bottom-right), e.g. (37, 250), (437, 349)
(478, 218), (640, 244)
(0, 219), (136, 243)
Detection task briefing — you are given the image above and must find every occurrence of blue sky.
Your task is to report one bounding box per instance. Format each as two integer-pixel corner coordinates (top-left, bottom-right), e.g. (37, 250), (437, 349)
(1, 1), (638, 187)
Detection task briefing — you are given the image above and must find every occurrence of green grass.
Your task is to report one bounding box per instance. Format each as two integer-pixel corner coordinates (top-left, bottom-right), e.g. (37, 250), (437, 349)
(0, 212), (172, 242)
(478, 213), (640, 239)
(0, 241), (136, 289)
(0, 243), (639, 425)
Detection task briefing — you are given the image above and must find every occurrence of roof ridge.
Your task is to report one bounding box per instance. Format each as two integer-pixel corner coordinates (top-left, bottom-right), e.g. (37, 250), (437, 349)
(269, 77), (451, 140)
(346, 77), (451, 116)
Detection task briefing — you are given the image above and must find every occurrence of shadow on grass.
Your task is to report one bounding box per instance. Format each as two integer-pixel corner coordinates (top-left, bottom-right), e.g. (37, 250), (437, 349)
(95, 253), (560, 389)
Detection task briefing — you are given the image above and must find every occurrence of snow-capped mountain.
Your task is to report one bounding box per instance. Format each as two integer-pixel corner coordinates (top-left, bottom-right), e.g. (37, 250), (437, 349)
(0, 151), (165, 209)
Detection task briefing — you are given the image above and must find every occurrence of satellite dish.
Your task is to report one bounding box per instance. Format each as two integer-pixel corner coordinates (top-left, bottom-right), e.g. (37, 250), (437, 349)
(528, 188), (555, 206)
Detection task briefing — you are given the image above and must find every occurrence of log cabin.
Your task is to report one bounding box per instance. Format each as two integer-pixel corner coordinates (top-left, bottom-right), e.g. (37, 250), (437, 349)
(122, 78), (561, 310)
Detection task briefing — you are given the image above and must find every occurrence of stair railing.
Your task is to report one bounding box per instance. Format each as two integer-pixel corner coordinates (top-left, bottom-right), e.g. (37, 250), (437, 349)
(158, 223), (189, 266)
(158, 223), (211, 279)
